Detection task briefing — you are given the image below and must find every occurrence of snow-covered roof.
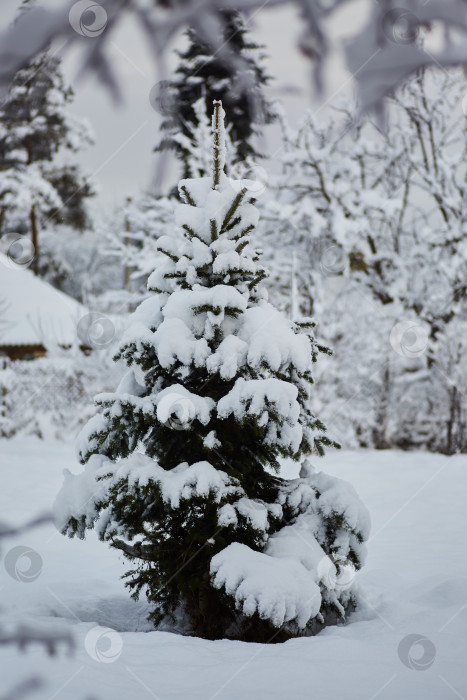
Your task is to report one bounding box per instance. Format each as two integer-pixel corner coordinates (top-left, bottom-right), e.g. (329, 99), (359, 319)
(0, 252), (87, 348)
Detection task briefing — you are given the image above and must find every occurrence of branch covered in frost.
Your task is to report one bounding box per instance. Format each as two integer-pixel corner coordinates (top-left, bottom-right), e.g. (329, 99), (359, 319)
(347, 0), (467, 117)
(0, 514), (52, 539)
(3, 0), (467, 114)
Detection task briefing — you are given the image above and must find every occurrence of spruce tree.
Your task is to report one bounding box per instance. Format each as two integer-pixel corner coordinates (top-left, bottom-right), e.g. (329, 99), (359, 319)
(0, 44), (93, 274)
(56, 102), (369, 642)
(156, 10), (276, 179)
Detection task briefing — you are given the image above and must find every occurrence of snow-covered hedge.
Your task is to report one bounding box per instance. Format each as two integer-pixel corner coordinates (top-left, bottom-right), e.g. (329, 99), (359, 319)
(0, 355), (117, 441)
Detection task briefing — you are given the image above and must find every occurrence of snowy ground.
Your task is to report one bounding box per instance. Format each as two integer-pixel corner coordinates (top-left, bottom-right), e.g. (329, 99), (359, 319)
(1, 438), (466, 700)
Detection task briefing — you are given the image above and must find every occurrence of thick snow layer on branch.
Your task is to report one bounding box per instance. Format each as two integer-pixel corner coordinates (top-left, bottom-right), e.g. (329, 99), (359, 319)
(120, 316), (210, 370)
(146, 460), (242, 509)
(54, 454), (109, 534)
(239, 304), (312, 373)
(206, 335), (248, 379)
(163, 286), (248, 338)
(283, 468), (371, 544)
(265, 517), (326, 575)
(156, 385), (215, 427)
(313, 472), (372, 540)
(130, 296), (165, 330)
(178, 177), (212, 208)
(115, 369), (146, 397)
(217, 377), (302, 452)
(152, 318), (211, 368)
(176, 175), (259, 242)
(55, 453), (243, 536)
(281, 467), (371, 570)
(210, 542), (322, 629)
(147, 260), (177, 295)
(75, 414), (109, 463)
(165, 286), (247, 320)
(210, 464), (370, 631)
(211, 247), (256, 276)
(218, 377), (299, 422)
(217, 497), (276, 533)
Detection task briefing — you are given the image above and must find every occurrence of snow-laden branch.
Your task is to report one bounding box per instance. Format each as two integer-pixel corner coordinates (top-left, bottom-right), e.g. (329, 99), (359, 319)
(347, 1), (467, 113)
(0, 513), (52, 539)
(3, 0), (467, 113)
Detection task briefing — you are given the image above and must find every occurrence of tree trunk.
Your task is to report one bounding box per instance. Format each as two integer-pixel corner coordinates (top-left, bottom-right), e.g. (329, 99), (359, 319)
(124, 206), (133, 312)
(30, 205), (38, 275)
(191, 580), (226, 640)
(373, 364), (390, 449)
(446, 386), (462, 454)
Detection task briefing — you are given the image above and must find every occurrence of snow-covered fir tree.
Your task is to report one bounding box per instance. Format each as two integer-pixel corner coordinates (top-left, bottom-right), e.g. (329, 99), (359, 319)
(0, 36), (94, 275)
(55, 102), (369, 642)
(156, 10), (276, 179)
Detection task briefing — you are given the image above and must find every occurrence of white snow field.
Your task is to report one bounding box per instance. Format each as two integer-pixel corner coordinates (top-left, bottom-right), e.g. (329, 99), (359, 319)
(1, 438), (466, 700)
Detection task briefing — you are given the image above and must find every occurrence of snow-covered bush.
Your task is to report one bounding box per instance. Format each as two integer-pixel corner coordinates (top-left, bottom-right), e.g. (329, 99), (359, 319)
(0, 351), (118, 441)
(55, 102), (370, 642)
(260, 69), (467, 453)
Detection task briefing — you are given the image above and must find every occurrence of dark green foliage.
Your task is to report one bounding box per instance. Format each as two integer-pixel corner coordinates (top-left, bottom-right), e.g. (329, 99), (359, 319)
(156, 10), (276, 178)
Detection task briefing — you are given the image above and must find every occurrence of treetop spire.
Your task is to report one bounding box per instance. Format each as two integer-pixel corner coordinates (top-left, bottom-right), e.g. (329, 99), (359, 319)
(212, 100), (226, 189)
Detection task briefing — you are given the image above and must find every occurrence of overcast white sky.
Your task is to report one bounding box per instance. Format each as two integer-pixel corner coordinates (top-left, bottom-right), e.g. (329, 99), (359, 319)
(2, 0), (369, 214)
